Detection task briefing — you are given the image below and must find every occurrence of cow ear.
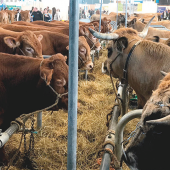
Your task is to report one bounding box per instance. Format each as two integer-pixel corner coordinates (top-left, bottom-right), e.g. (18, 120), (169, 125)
(37, 34), (43, 42)
(153, 36), (160, 42)
(4, 37), (20, 48)
(64, 56), (67, 61)
(66, 46), (69, 50)
(116, 37), (128, 53)
(40, 60), (54, 85)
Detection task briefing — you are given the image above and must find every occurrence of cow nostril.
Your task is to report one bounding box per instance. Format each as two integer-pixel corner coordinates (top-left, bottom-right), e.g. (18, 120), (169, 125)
(89, 65), (93, 69)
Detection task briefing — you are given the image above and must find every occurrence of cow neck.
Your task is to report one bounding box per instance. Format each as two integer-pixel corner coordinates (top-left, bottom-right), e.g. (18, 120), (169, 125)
(122, 40), (141, 84)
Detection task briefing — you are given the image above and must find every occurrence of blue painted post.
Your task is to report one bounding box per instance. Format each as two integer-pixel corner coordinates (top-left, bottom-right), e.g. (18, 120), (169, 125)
(67, 0), (79, 169)
(116, 0), (118, 29)
(99, 0), (103, 33)
(125, 0), (128, 27)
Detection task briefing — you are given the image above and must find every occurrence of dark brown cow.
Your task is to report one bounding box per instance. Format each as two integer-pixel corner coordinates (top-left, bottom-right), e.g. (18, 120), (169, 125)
(123, 72), (170, 170)
(1, 24), (101, 50)
(0, 28), (43, 58)
(0, 53), (68, 164)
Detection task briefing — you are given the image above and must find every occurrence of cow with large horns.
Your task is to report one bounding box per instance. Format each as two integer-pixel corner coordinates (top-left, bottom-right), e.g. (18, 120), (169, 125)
(88, 16), (170, 108)
(122, 71), (170, 170)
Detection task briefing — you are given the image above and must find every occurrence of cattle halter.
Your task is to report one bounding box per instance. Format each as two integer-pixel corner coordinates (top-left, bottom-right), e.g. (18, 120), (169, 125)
(123, 40), (141, 83)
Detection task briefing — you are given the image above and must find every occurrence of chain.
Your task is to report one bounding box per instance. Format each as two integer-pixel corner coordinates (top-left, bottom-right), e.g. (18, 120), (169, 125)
(28, 115), (35, 157)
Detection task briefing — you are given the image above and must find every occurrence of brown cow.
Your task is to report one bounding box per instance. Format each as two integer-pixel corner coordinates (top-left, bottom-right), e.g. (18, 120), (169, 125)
(32, 30), (93, 70)
(89, 17), (170, 108)
(20, 10), (30, 22)
(123, 71), (170, 170)
(0, 28), (43, 58)
(0, 52), (68, 164)
(1, 23), (101, 50)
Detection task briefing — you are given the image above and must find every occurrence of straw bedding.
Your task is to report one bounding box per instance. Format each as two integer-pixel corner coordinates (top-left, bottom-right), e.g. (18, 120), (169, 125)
(4, 48), (139, 170)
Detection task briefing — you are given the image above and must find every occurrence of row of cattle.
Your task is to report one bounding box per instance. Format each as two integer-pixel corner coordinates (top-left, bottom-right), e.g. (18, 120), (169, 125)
(0, 18), (113, 165)
(89, 16), (170, 170)
(0, 10), (30, 23)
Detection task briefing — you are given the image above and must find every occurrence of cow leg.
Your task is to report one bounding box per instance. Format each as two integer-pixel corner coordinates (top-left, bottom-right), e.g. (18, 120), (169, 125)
(137, 94), (145, 109)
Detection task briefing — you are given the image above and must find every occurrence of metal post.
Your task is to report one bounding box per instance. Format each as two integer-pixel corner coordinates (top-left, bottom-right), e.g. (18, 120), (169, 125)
(99, 83), (127, 170)
(125, 0), (128, 27)
(99, 0), (103, 33)
(37, 112), (42, 130)
(116, 0), (118, 29)
(115, 109), (142, 161)
(67, 0), (79, 169)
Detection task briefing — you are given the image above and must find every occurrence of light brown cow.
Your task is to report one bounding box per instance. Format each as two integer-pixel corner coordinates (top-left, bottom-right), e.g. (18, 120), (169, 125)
(143, 20), (170, 29)
(0, 11), (8, 24)
(89, 17), (170, 108)
(128, 18), (170, 38)
(0, 28), (43, 58)
(6, 10), (17, 23)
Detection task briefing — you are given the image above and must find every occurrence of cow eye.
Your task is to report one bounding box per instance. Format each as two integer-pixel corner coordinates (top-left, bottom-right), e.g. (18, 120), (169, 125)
(26, 48), (34, 53)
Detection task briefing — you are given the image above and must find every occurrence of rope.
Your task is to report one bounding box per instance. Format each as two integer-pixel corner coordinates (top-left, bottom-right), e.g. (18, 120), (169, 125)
(97, 148), (121, 169)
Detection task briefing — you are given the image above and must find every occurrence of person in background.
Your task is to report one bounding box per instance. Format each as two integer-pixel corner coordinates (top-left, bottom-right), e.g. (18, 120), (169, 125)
(16, 9), (21, 21)
(43, 8), (51, 22)
(30, 7), (34, 15)
(54, 9), (61, 21)
(40, 7), (43, 14)
(31, 7), (43, 21)
(162, 9), (168, 20)
(47, 6), (49, 13)
(48, 9), (52, 21)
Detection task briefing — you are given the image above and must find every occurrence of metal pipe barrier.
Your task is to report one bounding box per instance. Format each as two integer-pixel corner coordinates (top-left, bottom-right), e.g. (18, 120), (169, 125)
(37, 112), (42, 130)
(0, 123), (20, 148)
(115, 109), (142, 162)
(67, 0), (79, 169)
(118, 84), (128, 116)
(99, 83), (127, 170)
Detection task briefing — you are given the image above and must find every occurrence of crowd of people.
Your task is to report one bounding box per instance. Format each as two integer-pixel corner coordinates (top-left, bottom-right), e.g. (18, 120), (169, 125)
(161, 9), (170, 20)
(30, 6), (61, 22)
(79, 8), (108, 19)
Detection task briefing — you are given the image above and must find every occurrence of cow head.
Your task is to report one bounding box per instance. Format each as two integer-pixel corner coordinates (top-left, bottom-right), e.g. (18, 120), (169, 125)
(4, 30), (43, 58)
(40, 53), (68, 110)
(80, 25), (101, 50)
(117, 13), (125, 26)
(66, 36), (93, 70)
(122, 71), (170, 170)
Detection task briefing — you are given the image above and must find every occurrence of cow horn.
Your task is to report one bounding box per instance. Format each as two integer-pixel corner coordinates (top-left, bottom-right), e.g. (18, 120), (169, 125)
(161, 71), (168, 76)
(138, 16), (155, 38)
(146, 114), (170, 126)
(89, 28), (119, 40)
